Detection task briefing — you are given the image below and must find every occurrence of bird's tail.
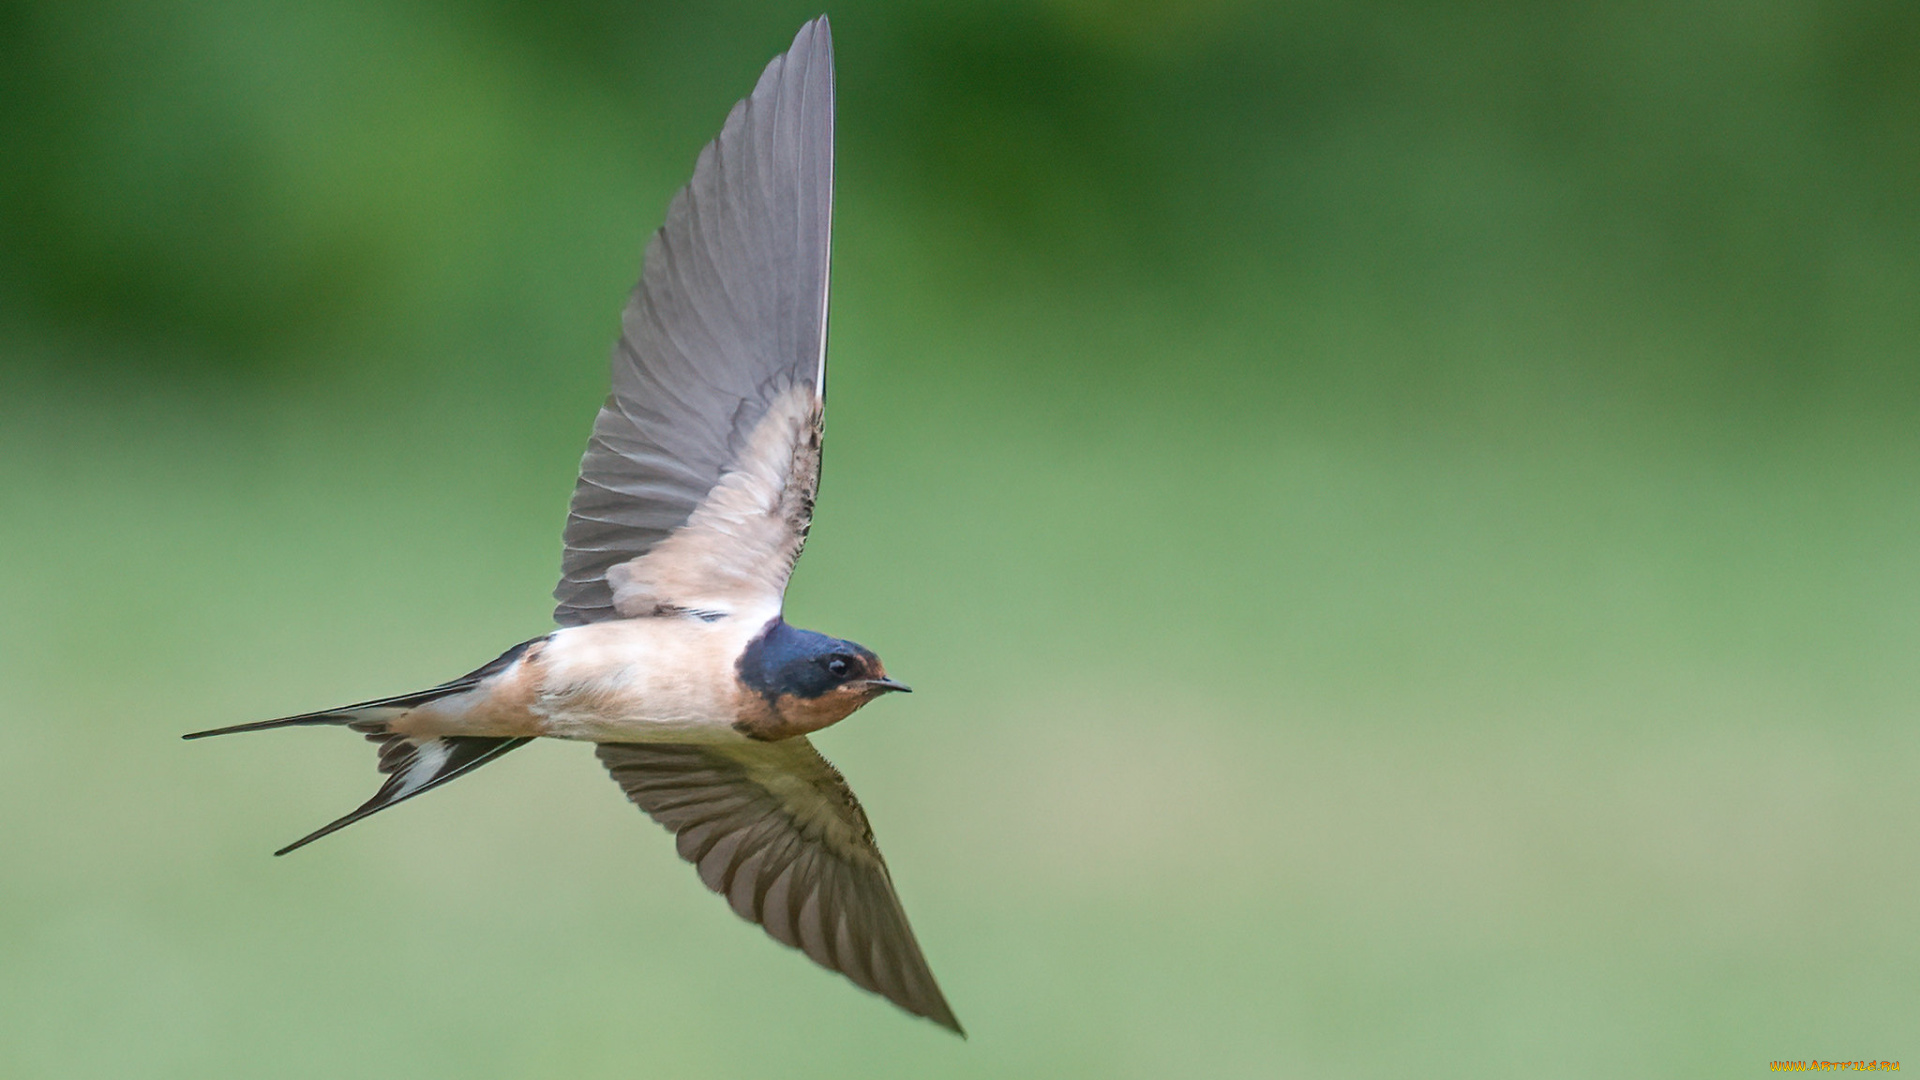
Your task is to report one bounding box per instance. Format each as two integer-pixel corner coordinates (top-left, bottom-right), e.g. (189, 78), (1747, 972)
(181, 686), (469, 741)
(183, 639), (542, 855)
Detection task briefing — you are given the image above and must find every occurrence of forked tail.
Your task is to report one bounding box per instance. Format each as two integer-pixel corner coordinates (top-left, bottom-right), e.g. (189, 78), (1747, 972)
(183, 639), (542, 854)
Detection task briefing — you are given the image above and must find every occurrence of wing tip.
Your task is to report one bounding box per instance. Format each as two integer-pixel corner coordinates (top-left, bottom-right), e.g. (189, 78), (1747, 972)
(794, 14), (834, 90)
(925, 1003), (966, 1038)
(900, 955), (964, 1035)
(767, 16), (833, 98)
(798, 13), (832, 47)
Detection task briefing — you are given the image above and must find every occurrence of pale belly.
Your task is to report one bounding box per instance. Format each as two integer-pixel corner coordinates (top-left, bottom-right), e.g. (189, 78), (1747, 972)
(536, 618), (760, 742)
(399, 618), (762, 744)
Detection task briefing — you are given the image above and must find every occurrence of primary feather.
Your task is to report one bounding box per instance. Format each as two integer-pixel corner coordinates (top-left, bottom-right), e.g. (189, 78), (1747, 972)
(597, 739), (962, 1034)
(556, 16), (834, 626)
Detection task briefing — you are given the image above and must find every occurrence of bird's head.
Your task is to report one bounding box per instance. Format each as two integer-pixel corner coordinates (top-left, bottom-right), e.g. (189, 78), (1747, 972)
(735, 619), (910, 739)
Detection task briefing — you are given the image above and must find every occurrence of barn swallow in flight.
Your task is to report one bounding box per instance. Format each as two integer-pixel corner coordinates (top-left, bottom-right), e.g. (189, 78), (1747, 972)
(185, 18), (961, 1034)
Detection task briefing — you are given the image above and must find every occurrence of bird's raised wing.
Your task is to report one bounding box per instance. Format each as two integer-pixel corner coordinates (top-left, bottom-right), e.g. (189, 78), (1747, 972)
(596, 739), (962, 1034)
(556, 17), (834, 627)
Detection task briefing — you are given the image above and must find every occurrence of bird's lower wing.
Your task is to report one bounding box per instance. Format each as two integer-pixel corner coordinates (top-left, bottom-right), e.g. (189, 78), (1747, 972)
(595, 738), (962, 1034)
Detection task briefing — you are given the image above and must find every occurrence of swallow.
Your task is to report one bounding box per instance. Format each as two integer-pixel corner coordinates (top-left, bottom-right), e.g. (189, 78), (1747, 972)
(184, 17), (962, 1035)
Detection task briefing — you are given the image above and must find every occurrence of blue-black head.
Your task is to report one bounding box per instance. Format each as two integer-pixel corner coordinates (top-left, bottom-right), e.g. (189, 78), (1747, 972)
(737, 618), (910, 704)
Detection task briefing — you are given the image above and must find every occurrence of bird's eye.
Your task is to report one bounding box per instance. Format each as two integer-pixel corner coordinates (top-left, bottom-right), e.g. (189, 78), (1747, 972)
(826, 656), (852, 678)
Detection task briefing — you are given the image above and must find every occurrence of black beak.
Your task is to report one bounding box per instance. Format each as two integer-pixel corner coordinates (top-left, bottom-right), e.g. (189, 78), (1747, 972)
(864, 678), (912, 694)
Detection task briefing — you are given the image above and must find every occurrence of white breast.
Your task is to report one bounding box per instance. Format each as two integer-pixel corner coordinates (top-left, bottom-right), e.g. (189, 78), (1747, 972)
(531, 617), (765, 743)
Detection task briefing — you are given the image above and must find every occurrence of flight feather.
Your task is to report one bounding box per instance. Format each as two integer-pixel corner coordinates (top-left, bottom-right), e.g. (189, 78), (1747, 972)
(597, 738), (963, 1033)
(556, 17), (835, 627)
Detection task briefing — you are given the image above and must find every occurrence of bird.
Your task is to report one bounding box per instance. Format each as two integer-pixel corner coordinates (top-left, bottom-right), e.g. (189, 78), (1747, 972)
(184, 17), (962, 1035)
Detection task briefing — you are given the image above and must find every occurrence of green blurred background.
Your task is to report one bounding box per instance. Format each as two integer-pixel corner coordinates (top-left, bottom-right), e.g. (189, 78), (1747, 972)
(2, 0), (1916, 1075)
